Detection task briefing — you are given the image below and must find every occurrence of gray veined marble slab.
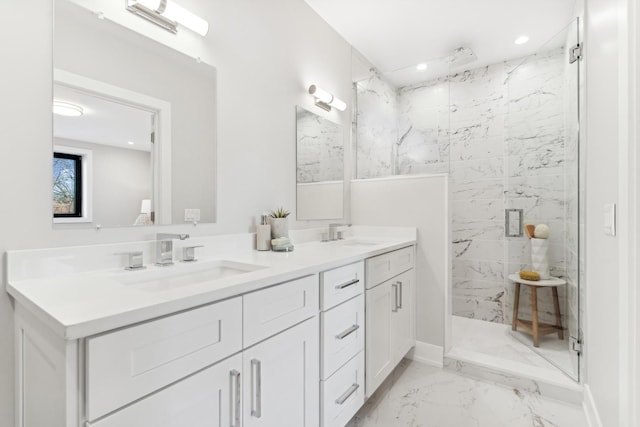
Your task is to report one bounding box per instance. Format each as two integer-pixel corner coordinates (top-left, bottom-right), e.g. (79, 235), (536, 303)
(346, 359), (585, 427)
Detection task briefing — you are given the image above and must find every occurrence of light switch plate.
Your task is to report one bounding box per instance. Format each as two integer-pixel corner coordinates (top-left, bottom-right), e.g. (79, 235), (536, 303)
(603, 203), (616, 236)
(184, 208), (201, 222)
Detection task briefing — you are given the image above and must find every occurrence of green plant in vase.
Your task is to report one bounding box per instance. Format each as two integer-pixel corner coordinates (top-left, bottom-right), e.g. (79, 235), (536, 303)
(269, 207), (290, 238)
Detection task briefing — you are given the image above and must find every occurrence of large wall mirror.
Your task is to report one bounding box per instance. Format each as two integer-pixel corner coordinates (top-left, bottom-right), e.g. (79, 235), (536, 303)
(53, 0), (216, 228)
(296, 106), (344, 220)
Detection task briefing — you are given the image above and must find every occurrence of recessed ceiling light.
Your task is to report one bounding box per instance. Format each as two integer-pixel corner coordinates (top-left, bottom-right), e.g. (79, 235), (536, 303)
(128, 141), (135, 145)
(416, 63), (428, 71)
(514, 35), (529, 45)
(53, 101), (84, 117)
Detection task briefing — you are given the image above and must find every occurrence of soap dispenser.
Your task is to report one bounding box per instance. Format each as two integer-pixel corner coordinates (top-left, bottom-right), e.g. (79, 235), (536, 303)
(256, 213), (272, 251)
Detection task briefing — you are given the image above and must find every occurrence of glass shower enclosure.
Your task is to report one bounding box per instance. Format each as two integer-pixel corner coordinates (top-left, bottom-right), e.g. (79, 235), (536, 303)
(353, 18), (582, 381)
(505, 19), (582, 380)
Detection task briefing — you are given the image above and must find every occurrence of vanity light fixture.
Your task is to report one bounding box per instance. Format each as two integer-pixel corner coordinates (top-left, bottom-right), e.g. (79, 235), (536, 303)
(53, 101), (84, 117)
(514, 35), (530, 45)
(127, 0), (209, 37)
(308, 85), (346, 112)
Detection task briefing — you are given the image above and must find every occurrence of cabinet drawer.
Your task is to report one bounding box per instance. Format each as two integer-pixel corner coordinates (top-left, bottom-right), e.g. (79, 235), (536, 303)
(365, 245), (415, 289)
(87, 354), (242, 427)
(243, 274), (319, 347)
(321, 261), (364, 310)
(321, 351), (365, 427)
(321, 295), (364, 380)
(86, 297), (242, 421)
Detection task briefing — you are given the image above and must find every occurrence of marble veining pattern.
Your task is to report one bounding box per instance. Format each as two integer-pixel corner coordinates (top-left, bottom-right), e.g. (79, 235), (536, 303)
(296, 107), (343, 183)
(346, 359), (585, 427)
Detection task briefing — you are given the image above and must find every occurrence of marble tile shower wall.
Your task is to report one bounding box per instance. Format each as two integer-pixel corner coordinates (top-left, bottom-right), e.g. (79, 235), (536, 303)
(356, 48), (570, 326)
(296, 108), (344, 183)
(355, 75), (401, 178)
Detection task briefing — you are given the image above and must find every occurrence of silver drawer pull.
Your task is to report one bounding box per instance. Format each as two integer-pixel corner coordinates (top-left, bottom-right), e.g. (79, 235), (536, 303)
(335, 324), (360, 340)
(230, 370), (241, 427)
(335, 278), (359, 290)
(392, 283), (399, 312)
(251, 359), (262, 418)
(398, 281), (403, 309)
(335, 383), (360, 405)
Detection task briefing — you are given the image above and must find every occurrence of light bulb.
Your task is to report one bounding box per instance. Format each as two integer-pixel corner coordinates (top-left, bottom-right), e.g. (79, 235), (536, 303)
(163, 1), (209, 36)
(53, 101), (83, 117)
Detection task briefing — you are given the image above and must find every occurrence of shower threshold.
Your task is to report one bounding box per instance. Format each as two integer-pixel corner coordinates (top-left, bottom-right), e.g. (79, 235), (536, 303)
(445, 316), (582, 404)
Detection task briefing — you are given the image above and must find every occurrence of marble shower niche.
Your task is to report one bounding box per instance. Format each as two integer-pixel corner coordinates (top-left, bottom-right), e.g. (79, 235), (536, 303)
(355, 46), (573, 328)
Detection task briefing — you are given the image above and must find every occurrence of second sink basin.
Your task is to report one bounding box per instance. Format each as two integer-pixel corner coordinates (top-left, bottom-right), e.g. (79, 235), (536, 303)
(111, 260), (267, 292)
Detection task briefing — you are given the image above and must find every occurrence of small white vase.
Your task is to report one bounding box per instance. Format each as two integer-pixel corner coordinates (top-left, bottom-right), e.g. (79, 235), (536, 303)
(530, 238), (550, 279)
(269, 217), (289, 239)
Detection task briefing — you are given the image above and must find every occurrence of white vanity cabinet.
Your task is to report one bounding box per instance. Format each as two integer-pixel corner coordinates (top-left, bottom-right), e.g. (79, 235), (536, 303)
(14, 274), (320, 427)
(10, 233), (418, 427)
(365, 246), (416, 396)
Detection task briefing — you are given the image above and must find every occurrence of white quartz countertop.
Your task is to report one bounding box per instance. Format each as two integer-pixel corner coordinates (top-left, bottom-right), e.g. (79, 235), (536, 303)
(7, 234), (415, 340)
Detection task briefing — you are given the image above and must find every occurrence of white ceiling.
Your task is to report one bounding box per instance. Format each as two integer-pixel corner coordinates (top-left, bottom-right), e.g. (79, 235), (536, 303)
(305, 0), (577, 86)
(53, 84), (153, 152)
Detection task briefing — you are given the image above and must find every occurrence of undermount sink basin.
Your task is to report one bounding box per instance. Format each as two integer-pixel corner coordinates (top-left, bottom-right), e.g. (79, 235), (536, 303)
(111, 260), (267, 292)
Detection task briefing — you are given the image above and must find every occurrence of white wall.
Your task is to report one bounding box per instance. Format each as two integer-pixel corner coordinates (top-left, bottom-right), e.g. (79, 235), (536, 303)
(0, 1), (352, 424)
(584, 0), (625, 424)
(351, 175), (448, 346)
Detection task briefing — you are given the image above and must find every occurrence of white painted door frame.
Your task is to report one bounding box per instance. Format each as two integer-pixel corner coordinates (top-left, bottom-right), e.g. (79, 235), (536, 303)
(618, 0), (639, 425)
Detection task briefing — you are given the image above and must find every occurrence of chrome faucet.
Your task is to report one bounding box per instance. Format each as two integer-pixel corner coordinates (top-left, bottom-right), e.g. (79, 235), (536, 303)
(156, 233), (189, 266)
(328, 223), (351, 241)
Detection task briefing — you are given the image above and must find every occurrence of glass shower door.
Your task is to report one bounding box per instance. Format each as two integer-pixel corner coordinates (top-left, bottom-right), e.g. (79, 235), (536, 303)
(504, 19), (581, 381)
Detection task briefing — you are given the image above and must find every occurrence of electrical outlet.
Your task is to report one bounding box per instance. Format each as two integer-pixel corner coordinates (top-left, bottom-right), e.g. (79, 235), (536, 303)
(184, 208), (201, 222)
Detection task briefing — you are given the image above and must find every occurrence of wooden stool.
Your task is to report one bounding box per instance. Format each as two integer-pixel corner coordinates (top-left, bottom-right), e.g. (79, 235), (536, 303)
(508, 274), (566, 347)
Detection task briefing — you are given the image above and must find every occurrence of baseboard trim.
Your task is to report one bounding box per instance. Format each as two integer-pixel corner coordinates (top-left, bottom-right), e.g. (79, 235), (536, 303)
(583, 385), (603, 427)
(407, 341), (444, 368)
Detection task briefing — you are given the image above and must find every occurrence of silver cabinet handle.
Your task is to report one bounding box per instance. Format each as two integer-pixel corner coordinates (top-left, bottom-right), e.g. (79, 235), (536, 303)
(230, 370), (241, 427)
(335, 324), (360, 340)
(335, 383), (360, 405)
(335, 278), (359, 290)
(398, 281), (403, 309)
(250, 359), (262, 418)
(392, 283), (399, 312)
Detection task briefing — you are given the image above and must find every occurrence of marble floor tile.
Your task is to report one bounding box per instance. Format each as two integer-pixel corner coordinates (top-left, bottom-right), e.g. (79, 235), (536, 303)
(346, 359), (585, 427)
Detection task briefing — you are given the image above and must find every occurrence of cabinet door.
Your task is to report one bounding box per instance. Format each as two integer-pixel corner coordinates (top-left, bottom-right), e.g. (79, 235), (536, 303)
(391, 269), (415, 365)
(86, 297), (242, 420)
(243, 317), (319, 427)
(88, 353), (243, 427)
(365, 281), (393, 397)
